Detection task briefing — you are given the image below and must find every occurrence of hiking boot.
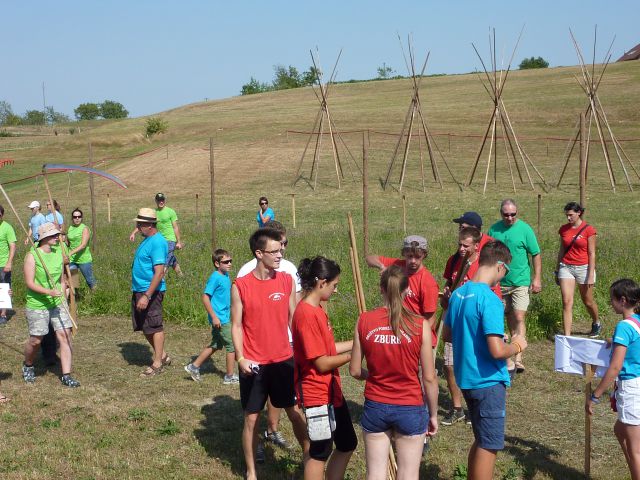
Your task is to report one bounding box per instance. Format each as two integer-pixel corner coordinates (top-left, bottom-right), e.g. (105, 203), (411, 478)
(223, 373), (239, 385)
(22, 364), (35, 383)
(255, 440), (265, 464)
(589, 322), (602, 338)
(442, 409), (466, 426)
(265, 430), (292, 450)
(184, 363), (201, 382)
(60, 374), (80, 388)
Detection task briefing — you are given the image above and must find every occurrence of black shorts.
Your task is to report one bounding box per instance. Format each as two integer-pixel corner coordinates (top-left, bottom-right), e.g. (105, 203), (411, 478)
(239, 357), (296, 413)
(309, 399), (358, 461)
(0, 270), (11, 286)
(131, 291), (164, 334)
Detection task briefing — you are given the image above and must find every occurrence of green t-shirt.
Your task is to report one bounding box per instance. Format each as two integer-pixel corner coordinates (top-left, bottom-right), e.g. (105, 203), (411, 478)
(156, 206), (177, 242)
(0, 221), (17, 267)
(25, 247), (63, 310)
(67, 223), (93, 264)
(488, 219), (541, 287)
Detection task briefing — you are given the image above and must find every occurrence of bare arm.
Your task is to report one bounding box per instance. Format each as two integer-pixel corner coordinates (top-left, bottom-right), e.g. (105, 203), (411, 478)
(586, 235), (596, 286)
(349, 319), (368, 380)
(201, 293), (221, 328)
(487, 334), (527, 360)
(424, 311), (436, 332)
(442, 324), (452, 343)
(288, 279), (296, 328)
(258, 210), (271, 224)
(365, 254), (385, 271)
(129, 227), (140, 242)
(172, 220), (182, 249)
(135, 264), (164, 311)
(4, 241), (16, 272)
(231, 284), (253, 375)
(556, 238), (565, 271)
(313, 352), (352, 374)
(588, 344), (625, 414)
(420, 320), (439, 437)
(336, 340), (353, 354)
(531, 254), (542, 293)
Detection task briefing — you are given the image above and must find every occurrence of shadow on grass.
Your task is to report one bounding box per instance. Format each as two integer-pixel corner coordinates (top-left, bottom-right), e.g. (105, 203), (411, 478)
(194, 394), (246, 477)
(504, 435), (584, 479)
(0, 371), (11, 381)
(117, 341), (152, 366)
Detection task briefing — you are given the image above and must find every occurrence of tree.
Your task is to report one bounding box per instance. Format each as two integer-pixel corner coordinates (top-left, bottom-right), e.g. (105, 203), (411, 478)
(145, 117), (168, 138)
(22, 110), (46, 125)
(45, 106), (70, 124)
(100, 100), (128, 119)
(74, 102), (101, 120)
(519, 56), (549, 70)
(0, 101), (13, 125)
(272, 65), (302, 90)
(3, 113), (22, 126)
(376, 63), (395, 79)
(241, 77), (271, 95)
(301, 66), (320, 86)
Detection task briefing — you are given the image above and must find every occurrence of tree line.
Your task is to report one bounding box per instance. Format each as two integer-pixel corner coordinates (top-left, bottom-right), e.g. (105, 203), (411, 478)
(0, 99), (128, 126)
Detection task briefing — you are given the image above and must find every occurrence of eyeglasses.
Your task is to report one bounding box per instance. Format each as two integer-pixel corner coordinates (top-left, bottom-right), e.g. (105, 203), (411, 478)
(260, 202), (268, 206)
(261, 248), (282, 256)
(497, 261), (511, 273)
(72, 216), (82, 219)
(281, 240), (288, 247)
(220, 259), (232, 264)
(501, 212), (517, 218)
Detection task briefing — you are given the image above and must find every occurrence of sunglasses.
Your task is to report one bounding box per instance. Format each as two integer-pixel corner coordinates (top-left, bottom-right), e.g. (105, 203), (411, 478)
(281, 240), (288, 247)
(260, 202), (268, 206)
(220, 259), (232, 264)
(497, 261), (511, 273)
(73, 215), (82, 219)
(501, 212), (517, 218)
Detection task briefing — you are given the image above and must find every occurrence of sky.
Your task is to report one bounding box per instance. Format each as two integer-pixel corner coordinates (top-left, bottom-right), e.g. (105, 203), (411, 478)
(2, 1), (638, 119)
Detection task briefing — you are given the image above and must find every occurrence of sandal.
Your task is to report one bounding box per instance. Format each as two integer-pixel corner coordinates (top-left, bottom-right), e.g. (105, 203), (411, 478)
(515, 361), (525, 374)
(161, 354), (172, 367)
(140, 365), (163, 377)
(0, 393), (9, 404)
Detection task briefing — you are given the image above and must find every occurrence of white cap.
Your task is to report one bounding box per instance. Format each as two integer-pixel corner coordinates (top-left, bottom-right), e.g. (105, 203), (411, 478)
(28, 201), (40, 209)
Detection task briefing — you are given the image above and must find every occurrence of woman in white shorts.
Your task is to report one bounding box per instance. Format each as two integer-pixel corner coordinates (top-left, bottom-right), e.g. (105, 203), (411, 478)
(555, 201), (600, 336)
(587, 279), (640, 479)
(22, 223), (79, 387)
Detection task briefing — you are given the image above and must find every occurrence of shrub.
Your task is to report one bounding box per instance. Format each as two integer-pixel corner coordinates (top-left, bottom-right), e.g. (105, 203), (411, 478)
(519, 56), (549, 69)
(0, 130), (13, 137)
(145, 117), (168, 138)
(22, 110), (46, 125)
(100, 100), (128, 119)
(74, 103), (101, 121)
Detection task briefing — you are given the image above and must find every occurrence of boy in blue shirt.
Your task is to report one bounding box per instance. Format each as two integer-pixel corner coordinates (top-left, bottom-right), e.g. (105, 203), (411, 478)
(443, 240), (528, 479)
(185, 249), (236, 383)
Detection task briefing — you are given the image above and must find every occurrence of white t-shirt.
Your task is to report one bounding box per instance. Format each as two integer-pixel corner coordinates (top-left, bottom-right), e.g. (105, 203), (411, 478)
(236, 257), (300, 343)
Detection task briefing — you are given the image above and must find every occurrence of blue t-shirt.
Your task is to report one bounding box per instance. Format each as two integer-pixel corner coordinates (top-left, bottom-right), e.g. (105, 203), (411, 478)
(29, 213), (46, 240)
(203, 271), (231, 325)
(131, 233), (168, 293)
(613, 315), (640, 380)
(445, 281), (511, 389)
(256, 207), (275, 227)
(45, 211), (64, 227)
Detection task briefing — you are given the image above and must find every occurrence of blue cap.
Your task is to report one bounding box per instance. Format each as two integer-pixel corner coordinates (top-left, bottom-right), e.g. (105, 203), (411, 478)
(453, 212), (482, 228)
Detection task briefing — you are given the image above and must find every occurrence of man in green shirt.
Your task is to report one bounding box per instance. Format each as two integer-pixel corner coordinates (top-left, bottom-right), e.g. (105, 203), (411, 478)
(0, 205), (17, 325)
(129, 193), (183, 276)
(487, 199), (541, 374)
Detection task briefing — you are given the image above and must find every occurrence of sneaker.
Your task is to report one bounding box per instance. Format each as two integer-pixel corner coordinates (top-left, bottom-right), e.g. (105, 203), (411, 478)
(184, 363), (201, 382)
(255, 440), (265, 464)
(0, 315), (7, 326)
(22, 364), (35, 383)
(589, 322), (602, 338)
(60, 374), (80, 388)
(442, 409), (466, 426)
(265, 430), (292, 450)
(223, 374), (239, 385)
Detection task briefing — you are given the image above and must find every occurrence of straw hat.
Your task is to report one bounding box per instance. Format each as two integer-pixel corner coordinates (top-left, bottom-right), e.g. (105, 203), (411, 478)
(37, 222), (61, 241)
(133, 208), (157, 223)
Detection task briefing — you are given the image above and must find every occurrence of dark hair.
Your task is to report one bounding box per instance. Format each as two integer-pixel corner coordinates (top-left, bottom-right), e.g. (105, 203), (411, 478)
(265, 220), (286, 234)
(249, 228), (282, 257)
(563, 201), (584, 215)
(259, 196), (268, 205)
(0, 205), (4, 216)
(380, 265), (421, 338)
(479, 240), (512, 266)
(212, 248), (230, 265)
(72, 208), (83, 218)
(297, 256), (341, 291)
(459, 226), (481, 244)
(610, 279), (640, 312)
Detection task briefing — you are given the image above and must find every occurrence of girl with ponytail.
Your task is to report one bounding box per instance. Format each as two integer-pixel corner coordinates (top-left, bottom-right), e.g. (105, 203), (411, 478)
(350, 264), (439, 479)
(587, 279), (640, 479)
(292, 256), (357, 480)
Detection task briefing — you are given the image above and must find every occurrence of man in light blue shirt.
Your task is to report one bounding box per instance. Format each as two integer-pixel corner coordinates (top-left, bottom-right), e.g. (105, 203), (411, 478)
(26, 200), (46, 244)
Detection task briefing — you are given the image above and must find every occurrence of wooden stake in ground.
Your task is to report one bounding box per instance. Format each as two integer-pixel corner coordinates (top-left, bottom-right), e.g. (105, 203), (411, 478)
(88, 142), (98, 252)
(537, 194), (542, 237)
(347, 213), (366, 312)
(402, 195), (407, 234)
(289, 193), (296, 229)
(580, 113), (587, 207)
(195, 193), (199, 225)
(584, 364), (596, 476)
(107, 194), (111, 223)
(362, 131), (369, 256)
(209, 137), (216, 251)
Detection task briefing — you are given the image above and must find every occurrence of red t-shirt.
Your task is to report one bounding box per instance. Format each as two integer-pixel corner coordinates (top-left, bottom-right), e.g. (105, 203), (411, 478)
(358, 307), (424, 406)
(559, 223), (596, 265)
(478, 233), (494, 250)
(379, 257), (439, 346)
(443, 253), (502, 298)
(235, 271), (292, 365)
(292, 301), (344, 407)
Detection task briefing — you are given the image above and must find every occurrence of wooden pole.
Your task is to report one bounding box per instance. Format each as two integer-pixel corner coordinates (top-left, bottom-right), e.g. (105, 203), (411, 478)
(290, 193), (296, 229)
(209, 137), (216, 251)
(107, 194), (111, 223)
(349, 247), (363, 314)
(347, 213), (366, 312)
(580, 113), (587, 208)
(195, 193), (199, 225)
(362, 131), (369, 256)
(537, 194), (542, 237)
(402, 195), (407, 234)
(88, 142), (97, 252)
(584, 364), (596, 477)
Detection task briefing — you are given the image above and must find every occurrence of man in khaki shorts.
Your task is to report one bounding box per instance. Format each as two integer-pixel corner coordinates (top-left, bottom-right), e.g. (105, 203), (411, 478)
(488, 199), (541, 373)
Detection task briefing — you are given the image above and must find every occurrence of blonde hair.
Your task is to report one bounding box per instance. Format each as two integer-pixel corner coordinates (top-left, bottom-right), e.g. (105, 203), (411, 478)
(380, 265), (422, 338)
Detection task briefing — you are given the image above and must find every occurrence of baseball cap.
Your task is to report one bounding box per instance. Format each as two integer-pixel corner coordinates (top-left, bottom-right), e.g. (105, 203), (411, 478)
(403, 235), (428, 250)
(28, 200), (40, 209)
(155, 193), (166, 202)
(453, 211), (482, 228)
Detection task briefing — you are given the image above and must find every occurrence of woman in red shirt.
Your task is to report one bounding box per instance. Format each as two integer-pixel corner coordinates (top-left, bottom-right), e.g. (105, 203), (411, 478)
(292, 256), (356, 480)
(350, 265), (438, 479)
(555, 201), (600, 336)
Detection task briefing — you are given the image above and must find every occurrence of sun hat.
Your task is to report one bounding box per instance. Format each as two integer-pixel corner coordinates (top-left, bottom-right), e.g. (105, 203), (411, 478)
(37, 223), (61, 241)
(28, 200), (40, 209)
(134, 208), (157, 223)
(155, 193), (166, 202)
(403, 235), (428, 250)
(453, 211), (483, 228)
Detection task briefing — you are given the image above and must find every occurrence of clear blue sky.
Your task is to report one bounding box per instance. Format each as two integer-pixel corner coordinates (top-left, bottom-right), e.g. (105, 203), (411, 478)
(2, 1), (637, 118)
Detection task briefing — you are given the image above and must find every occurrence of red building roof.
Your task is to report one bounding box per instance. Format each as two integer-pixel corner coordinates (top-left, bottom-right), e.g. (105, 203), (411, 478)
(618, 43), (640, 62)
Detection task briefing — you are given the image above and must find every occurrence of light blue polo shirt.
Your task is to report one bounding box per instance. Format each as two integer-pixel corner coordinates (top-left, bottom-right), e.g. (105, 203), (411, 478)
(203, 271), (231, 325)
(131, 232), (168, 293)
(613, 315), (640, 380)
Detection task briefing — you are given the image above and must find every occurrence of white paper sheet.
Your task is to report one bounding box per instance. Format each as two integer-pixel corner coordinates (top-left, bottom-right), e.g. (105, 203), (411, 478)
(554, 335), (610, 378)
(0, 283), (11, 310)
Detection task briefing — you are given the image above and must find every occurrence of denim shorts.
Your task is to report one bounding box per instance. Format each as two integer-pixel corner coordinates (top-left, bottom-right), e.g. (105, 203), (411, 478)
(166, 241), (177, 268)
(462, 383), (507, 450)
(361, 398), (428, 436)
